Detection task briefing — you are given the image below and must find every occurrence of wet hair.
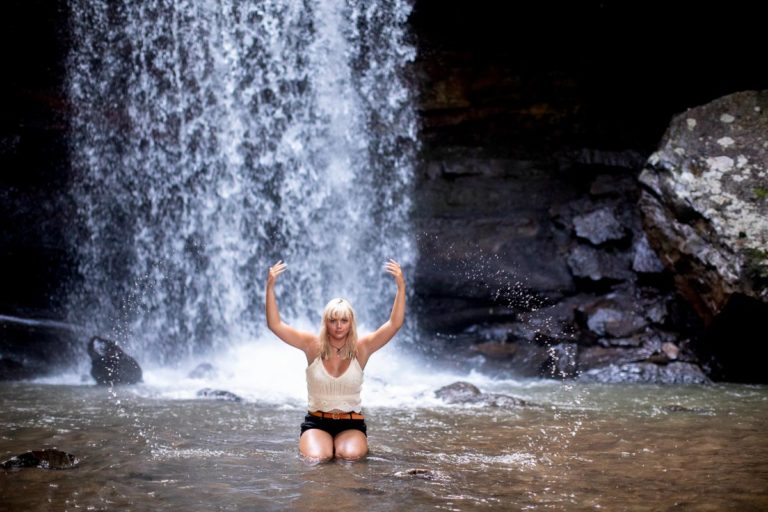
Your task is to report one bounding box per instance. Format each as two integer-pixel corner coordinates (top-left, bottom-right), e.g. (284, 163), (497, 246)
(318, 298), (358, 360)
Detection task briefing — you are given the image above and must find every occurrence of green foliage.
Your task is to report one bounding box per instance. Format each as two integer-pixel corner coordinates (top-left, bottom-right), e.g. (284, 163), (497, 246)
(754, 187), (768, 200)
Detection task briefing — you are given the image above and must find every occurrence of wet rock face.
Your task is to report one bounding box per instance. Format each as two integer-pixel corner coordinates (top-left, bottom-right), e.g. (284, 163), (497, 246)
(639, 90), (768, 322)
(579, 362), (710, 385)
(0, 316), (80, 381)
(87, 336), (142, 386)
(409, 108), (713, 384)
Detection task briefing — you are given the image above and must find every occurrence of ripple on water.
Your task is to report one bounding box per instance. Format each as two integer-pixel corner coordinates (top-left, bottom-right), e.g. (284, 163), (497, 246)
(434, 451), (539, 470)
(2, 381), (768, 511)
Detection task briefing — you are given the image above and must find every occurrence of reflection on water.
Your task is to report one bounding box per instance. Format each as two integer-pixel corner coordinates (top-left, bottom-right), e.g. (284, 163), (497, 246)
(2, 381), (767, 511)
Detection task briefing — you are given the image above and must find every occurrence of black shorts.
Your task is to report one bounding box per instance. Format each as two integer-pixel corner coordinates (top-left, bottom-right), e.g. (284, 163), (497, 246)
(300, 414), (367, 438)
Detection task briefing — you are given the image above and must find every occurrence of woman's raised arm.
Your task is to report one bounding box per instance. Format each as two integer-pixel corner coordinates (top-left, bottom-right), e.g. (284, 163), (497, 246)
(357, 259), (406, 362)
(265, 261), (316, 353)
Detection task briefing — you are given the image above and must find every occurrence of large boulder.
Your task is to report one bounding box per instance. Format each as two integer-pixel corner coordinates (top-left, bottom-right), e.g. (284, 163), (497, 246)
(87, 336), (142, 385)
(638, 90), (768, 322)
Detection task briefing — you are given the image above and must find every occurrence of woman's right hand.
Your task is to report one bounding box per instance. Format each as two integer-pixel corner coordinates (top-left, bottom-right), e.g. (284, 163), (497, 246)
(268, 260), (287, 286)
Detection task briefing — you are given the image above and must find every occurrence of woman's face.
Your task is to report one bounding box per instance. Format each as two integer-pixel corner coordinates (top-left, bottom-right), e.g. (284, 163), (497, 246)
(326, 314), (351, 341)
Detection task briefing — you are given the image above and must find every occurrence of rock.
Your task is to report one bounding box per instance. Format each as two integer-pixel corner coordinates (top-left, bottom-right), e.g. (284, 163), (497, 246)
(644, 298), (669, 325)
(394, 468), (438, 479)
(661, 404), (691, 412)
(570, 148), (648, 171)
(578, 345), (657, 370)
(414, 152), (579, 333)
(471, 341), (518, 359)
(87, 336), (142, 386)
(578, 292), (651, 338)
(661, 342), (680, 360)
(586, 307), (647, 338)
(573, 207), (626, 245)
(415, 215), (573, 306)
(1, 449), (79, 470)
(188, 363), (217, 379)
(434, 381), (531, 407)
(196, 388), (243, 402)
(661, 404), (713, 415)
(511, 294), (591, 343)
(486, 394), (530, 408)
(598, 335), (644, 348)
(578, 362), (711, 384)
(567, 245), (634, 282)
(638, 90), (768, 322)
(539, 343), (578, 379)
(632, 232), (666, 273)
(434, 381), (481, 403)
(476, 339), (555, 378)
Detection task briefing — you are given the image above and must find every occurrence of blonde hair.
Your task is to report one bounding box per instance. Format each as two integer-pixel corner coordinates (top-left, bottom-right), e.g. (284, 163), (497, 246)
(318, 298), (358, 360)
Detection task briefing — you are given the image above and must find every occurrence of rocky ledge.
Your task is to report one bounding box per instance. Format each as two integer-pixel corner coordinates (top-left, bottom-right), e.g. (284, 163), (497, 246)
(414, 91), (767, 384)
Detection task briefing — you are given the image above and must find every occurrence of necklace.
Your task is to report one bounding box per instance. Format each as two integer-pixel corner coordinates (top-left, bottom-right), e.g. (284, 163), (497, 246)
(330, 342), (344, 356)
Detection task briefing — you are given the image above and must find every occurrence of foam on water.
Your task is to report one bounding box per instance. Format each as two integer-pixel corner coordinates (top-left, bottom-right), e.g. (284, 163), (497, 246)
(34, 335), (538, 409)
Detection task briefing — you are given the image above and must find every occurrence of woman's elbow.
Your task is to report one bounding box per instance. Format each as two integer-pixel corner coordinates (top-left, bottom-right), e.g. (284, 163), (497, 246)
(266, 318), (280, 333)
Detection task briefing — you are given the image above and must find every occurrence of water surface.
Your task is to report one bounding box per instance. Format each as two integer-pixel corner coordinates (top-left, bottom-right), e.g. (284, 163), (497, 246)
(2, 379), (767, 511)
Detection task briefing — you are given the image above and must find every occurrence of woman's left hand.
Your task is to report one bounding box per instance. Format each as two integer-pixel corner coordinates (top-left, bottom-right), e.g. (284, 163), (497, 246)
(385, 259), (405, 289)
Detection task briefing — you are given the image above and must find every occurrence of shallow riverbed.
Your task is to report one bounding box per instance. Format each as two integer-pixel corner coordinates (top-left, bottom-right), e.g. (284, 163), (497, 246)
(2, 378), (767, 511)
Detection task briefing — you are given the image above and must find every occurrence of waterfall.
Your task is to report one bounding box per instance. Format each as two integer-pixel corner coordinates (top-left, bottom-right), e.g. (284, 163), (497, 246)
(66, 0), (417, 364)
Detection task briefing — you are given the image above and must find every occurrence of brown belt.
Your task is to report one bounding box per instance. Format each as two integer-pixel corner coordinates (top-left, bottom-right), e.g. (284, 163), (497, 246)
(309, 410), (364, 420)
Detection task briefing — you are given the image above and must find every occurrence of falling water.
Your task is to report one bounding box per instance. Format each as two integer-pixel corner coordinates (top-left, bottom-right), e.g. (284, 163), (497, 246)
(67, 0), (417, 363)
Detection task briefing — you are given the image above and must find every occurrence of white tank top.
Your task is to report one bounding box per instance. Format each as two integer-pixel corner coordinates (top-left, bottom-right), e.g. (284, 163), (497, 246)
(306, 357), (363, 412)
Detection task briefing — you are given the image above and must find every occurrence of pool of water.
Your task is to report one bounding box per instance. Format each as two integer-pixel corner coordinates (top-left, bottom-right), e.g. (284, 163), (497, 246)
(2, 377), (767, 511)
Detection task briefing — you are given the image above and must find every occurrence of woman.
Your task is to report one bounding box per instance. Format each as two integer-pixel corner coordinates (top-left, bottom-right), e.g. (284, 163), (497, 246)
(265, 259), (406, 462)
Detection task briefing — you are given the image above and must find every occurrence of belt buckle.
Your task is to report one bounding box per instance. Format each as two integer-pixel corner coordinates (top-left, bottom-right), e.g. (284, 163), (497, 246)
(331, 412), (340, 420)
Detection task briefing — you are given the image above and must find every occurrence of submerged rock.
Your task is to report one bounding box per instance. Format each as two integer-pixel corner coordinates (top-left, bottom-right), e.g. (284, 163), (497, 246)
(661, 404), (713, 415)
(394, 468), (438, 479)
(196, 388), (243, 402)
(87, 336), (142, 386)
(1, 449), (79, 470)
